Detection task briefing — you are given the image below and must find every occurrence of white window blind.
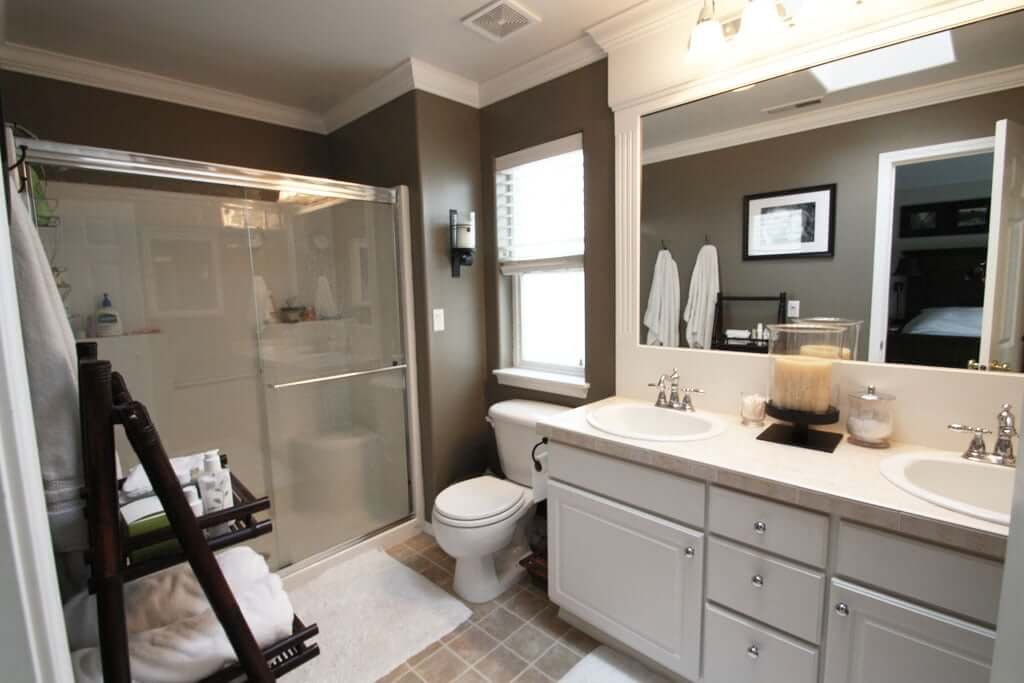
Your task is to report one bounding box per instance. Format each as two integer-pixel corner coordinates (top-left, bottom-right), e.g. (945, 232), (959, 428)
(496, 134), (584, 275)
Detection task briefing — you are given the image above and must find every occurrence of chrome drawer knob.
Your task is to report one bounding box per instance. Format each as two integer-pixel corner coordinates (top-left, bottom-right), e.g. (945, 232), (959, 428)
(835, 602), (850, 616)
(751, 574), (764, 588)
(747, 645), (760, 659)
(684, 546), (695, 558)
(753, 521), (767, 534)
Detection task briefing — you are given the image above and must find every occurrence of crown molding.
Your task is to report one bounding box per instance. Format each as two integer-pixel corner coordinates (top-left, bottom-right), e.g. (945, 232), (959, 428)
(409, 58), (480, 109)
(0, 42), (326, 134)
(587, 0), (700, 52)
(322, 59), (418, 133)
(478, 36), (606, 107)
(643, 63), (1024, 163)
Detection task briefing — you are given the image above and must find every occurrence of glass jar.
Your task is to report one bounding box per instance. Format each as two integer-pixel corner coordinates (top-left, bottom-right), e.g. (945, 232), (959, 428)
(767, 323), (843, 414)
(847, 385), (895, 448)
(794, 317), (863, 360)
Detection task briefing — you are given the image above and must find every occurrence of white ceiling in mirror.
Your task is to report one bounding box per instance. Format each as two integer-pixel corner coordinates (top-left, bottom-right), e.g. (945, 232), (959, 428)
(643, 11), (1024, 162)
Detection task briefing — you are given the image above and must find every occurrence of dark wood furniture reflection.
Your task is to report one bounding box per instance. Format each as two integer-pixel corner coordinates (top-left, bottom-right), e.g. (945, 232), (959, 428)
(76, 341), (319, 682)
(710, 292), (788, 353)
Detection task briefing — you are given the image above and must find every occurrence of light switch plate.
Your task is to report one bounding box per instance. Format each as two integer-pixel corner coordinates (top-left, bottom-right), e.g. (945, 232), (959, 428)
(432, 308), (445, 332)
(787, 300), (801, 318)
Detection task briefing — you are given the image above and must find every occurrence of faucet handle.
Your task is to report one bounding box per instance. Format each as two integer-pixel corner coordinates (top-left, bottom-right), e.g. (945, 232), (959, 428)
(648, 374), (667, 389)
(948, 424), (991, 461)
(649, 374), (669, 407)
(947, 424), (991, 434)
(680, 387), (705, 395)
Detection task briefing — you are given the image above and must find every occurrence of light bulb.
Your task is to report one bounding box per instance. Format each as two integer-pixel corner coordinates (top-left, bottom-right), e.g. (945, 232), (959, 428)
(740, 0), (785, 43)
(688, 17), (727, 62)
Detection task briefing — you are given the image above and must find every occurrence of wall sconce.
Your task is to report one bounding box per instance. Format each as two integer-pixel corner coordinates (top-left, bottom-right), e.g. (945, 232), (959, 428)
(450, 209), (476, 277)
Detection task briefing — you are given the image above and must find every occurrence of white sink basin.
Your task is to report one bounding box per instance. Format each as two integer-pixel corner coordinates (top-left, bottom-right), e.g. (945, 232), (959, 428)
(880, 454), (1015, 525)
(586, 403), (725, 442)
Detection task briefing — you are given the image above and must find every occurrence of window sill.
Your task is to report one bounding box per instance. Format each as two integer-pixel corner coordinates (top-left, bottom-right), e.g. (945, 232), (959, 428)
(493, 368), (590, 399)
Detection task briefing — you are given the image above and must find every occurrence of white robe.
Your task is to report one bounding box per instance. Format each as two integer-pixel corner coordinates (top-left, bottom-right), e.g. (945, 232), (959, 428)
(643, 249), (680, 347)
(683, 244), (721, 349)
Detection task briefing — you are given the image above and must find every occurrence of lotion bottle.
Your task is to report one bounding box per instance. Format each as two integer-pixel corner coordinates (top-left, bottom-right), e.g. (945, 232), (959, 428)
(197, 453), (233, 536)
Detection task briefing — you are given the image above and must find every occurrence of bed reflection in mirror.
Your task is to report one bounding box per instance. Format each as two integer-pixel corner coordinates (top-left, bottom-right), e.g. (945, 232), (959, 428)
(638, 10), (1024, 372)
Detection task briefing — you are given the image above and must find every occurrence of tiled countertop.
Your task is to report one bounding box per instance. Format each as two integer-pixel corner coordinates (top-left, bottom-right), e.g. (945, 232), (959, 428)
(537, 397), (1010, 560)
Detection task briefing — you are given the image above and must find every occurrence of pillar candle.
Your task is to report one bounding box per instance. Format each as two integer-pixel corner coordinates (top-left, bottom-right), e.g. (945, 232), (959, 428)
(772, 356), (833, 413)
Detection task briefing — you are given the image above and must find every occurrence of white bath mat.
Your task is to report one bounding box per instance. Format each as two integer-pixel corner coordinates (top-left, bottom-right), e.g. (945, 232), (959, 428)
(561, 645), (671, 683)
(285, 549), (471, 683)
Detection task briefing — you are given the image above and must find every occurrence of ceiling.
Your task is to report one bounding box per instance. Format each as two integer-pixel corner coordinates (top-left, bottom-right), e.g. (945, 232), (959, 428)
(3, 0), (638, 114)
(643, 10), (1024, 155)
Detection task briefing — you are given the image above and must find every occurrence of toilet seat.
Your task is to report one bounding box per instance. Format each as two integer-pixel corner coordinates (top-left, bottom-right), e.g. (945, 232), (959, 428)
(434, 476), (528, 529)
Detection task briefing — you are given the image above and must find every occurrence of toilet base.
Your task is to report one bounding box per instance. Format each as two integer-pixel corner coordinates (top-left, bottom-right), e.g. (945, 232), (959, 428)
(453, 543), (529, 604)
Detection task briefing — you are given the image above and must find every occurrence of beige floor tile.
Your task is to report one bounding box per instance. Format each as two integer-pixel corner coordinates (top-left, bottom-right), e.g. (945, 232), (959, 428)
(506, 590), (548, 621)
(423, 545), (457, 571)
(534, 644), (581, 680)
(454, 668), (489, 683)
(406, 534), (438, 552)
(468, 600), (499, 623)
(560, 628), (599, 656)
(416, 647), (469, 682)
(441, 621), (473, 643)
(478, 607), (526, 641)
(407, 641), (443, 667)
(386, 544), (416, 561)
(530, 605), (572, 639)
(448, 625), (499, 665)
(504, 624), (555, 663)
(421, 562), (452, 585)
(497, 585), (524, 605)
(378, 662), (414, 682)
(401, 554), (435, 573)
(475, 645), (529, 683)
(395, 671), (426, 683)
(512, 667), (554, 683)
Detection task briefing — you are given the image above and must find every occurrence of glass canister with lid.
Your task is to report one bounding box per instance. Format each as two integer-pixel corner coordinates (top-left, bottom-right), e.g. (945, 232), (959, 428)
(847, 385), (896, 448)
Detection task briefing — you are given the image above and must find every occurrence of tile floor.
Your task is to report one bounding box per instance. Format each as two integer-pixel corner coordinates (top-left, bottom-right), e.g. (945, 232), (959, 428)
(378, 534), (600, 682)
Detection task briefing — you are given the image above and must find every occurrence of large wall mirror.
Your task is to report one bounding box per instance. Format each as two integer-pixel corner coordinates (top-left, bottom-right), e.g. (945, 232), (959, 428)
(639, 10), (1024, 373)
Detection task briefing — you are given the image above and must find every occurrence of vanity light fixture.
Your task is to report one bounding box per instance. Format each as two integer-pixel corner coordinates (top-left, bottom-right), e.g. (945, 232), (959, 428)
(450, 209), (476, 277)
(688, 1), (726, 62)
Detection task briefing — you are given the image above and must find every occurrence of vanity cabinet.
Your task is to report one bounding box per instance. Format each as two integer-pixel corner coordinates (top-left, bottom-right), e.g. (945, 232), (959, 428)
(823, 579), (996, 683)
(548, 480), (705, 681)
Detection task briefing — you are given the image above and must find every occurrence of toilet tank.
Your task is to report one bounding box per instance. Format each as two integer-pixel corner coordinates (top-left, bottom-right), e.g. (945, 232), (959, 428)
(488, 400), (570, 487)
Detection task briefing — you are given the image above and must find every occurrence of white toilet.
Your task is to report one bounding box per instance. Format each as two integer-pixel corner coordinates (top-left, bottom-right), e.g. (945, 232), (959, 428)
(433, 400), (568, 603)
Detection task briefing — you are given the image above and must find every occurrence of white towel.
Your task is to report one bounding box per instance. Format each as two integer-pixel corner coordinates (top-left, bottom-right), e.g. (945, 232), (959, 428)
(643, 249), (680, 347)
(314, 275), (339, 319)
(63, 546), (271, 651)
(683, 244), (720, 349)
(6, 131), (87, 550)
(70, 572), (294, 683)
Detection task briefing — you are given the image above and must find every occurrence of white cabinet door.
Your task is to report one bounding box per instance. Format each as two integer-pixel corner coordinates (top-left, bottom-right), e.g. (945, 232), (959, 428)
(824, 579), (995, 683)
(548, 481), (704, 681)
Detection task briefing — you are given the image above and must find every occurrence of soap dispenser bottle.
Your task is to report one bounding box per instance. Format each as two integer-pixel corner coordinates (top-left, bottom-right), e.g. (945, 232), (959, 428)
(197, 452), (233, 536)
(94, 293), (123, 337)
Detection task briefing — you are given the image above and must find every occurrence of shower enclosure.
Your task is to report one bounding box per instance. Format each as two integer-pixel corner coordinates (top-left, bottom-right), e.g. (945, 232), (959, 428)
(18, 136), (418, 569)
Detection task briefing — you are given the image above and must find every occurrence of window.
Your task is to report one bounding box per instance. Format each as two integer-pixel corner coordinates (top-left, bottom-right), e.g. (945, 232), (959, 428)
(495, 134), (587, 394)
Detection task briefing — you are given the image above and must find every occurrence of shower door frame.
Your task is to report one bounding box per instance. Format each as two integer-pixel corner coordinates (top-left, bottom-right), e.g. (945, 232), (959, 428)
(15, 135), (426, 554)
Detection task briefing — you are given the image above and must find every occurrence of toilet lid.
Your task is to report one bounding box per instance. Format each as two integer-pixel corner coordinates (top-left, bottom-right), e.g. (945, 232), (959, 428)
(434, 476), (526, 522)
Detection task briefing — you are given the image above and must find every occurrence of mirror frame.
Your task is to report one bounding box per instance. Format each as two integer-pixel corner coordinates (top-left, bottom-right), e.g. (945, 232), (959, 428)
(611, 1), (1024, 392)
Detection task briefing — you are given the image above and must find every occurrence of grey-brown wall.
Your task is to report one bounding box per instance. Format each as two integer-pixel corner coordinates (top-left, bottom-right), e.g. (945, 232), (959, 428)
(0, 71), (330, 176)
(640, 87), (1024, 358)
(329, 91), (488, 519)
(480, 59), (616, 408)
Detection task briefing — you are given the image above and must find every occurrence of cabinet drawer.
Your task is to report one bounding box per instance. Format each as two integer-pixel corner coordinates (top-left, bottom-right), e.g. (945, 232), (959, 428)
(709, 486), (829, 567)
(836, 522), (1003, 625)
(548, 481), (704, 681)
(548, 442), (705, 527)
(704, 604), (819, 683)
(707, 537), (825, 643)
(824, 579), (995, 683)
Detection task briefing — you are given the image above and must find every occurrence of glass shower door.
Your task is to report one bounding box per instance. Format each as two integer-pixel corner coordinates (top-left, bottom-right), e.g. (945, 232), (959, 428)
(249, 195), (412, 568)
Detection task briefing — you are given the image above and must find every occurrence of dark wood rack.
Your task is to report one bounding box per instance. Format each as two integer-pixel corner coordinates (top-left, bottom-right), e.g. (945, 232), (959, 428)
(76, 341), (319, 682)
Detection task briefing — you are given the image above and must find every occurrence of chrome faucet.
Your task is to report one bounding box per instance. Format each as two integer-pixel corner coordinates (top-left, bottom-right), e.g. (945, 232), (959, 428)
(992, 404), (1017, 466)
(947, 404), (1018, 467)
(666, 368), (704, 412)
(648, 374), (669, 407)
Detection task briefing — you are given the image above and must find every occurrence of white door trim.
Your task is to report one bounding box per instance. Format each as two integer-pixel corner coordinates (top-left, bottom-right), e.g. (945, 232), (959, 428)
(868, 137), (996, 363)
(0, 192), (74, 680)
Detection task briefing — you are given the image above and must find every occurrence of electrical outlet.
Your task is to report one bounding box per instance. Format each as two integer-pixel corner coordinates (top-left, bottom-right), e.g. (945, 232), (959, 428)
(432, 308), (445, 332)
(787, 300), (801, 318)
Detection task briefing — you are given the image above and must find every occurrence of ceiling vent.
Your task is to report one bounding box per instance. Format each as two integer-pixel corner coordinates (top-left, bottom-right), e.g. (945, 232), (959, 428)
(463, 1), (541, 42)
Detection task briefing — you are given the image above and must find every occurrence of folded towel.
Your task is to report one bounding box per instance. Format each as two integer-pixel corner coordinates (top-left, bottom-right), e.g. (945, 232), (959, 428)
(71, 573), (294, 683)
(120, 450), (217, 504)
(643, 249), (681, 347)
(63, 546), (270, 651)
(314, 275), (339, 319)
(725, 329), (751, 339)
